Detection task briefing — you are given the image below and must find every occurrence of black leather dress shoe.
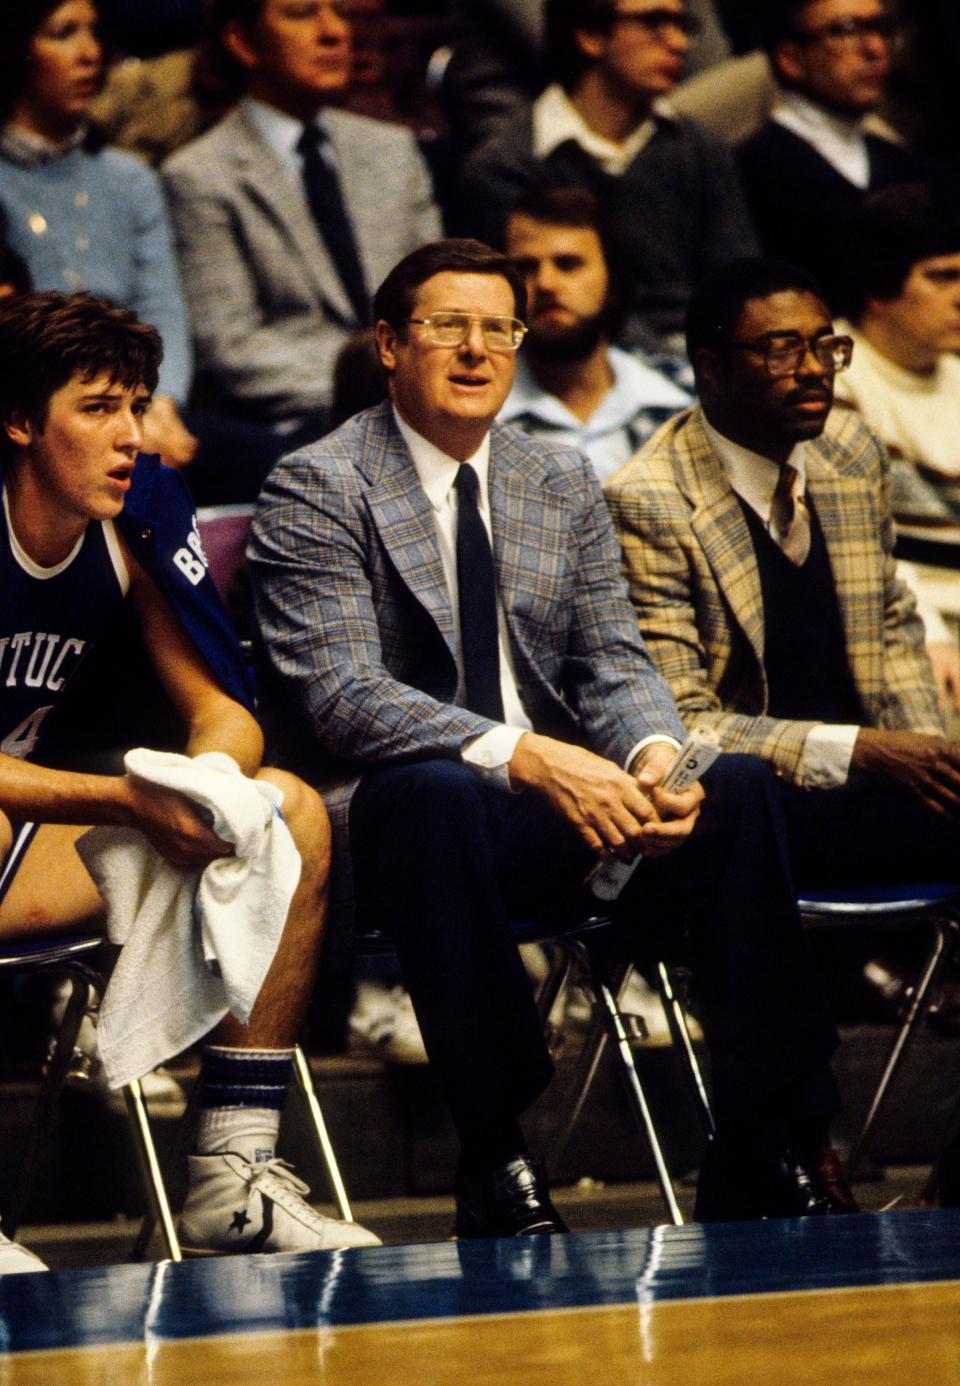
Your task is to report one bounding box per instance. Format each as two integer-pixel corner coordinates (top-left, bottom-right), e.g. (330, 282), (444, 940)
(454, 1155), (569, 1237)
(695, 1140), (860, 1222)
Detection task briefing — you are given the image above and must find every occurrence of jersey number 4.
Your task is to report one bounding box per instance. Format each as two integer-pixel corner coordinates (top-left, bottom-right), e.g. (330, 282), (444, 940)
(1, 706), (53, 759)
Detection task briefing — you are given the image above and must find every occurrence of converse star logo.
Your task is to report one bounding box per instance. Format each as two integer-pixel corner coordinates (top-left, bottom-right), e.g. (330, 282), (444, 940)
(229, 1209), (251, 1234)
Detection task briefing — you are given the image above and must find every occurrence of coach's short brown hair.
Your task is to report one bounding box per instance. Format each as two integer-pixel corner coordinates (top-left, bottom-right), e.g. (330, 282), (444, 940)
(373, 239), (527, 339)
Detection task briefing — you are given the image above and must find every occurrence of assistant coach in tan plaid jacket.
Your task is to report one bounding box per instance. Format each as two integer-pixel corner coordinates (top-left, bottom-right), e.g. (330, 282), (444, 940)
(606, 257), (960, 892)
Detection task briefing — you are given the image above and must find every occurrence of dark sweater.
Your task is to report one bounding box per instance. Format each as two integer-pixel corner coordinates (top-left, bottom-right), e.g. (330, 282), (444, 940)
(735, 120), (925, 311)
(459, 104), (758, 346)
(738, 496), (865, 725)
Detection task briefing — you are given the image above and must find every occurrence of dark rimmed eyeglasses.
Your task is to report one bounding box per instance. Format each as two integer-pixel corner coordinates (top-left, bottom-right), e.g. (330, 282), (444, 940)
(407, 313), (528, 352)
(609, 6), (702, 38)
(729, 334), (854, 378)
(793, 15), (897, 45)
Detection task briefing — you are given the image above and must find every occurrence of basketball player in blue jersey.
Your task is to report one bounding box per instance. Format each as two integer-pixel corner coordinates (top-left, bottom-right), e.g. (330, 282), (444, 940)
(0, 291), (379, 1273)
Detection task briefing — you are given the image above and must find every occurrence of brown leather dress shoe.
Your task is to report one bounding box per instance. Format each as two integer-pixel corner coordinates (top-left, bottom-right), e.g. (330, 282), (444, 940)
(454, 1155), (569, 1237)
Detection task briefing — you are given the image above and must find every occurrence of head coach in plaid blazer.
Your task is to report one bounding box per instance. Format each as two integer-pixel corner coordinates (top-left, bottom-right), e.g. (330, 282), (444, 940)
(251, 240), (852, 1231)
(606, 256), (960, 897)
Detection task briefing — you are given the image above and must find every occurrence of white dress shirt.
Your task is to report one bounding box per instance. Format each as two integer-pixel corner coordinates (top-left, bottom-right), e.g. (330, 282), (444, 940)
(393, 409), (531, 788)
(771, 91), (871, 189)
(394, 408), (677, 788)
(532, 83), (673, 177)
(703, 417), (859, 787)
(241, 96), (339, 182)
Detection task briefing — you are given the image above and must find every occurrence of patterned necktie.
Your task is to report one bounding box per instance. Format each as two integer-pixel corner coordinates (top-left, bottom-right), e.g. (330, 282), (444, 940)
(454, 464), (505, 720)
(770, 464), (811, 566)
(297, 123), (371, 326)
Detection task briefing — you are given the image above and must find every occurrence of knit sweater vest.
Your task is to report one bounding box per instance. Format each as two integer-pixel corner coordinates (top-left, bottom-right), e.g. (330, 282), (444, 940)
(738, 497), (864, 724)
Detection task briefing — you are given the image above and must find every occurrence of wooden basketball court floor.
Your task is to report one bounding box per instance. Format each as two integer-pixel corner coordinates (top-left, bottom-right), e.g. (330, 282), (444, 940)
(2, 1209), (960, 1384)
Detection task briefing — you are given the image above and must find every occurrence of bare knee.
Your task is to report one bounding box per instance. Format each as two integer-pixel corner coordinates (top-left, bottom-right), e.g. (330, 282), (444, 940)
(256, 769), (331, 881)
(0, 811), (11, 862)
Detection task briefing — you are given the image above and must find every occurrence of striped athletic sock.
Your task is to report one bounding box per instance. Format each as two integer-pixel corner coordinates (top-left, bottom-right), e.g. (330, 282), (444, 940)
(194, 1045), (294, 1164)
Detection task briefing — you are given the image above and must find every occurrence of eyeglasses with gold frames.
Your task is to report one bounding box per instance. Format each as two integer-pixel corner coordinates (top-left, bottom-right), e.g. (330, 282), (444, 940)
(407, 312), (528, 352)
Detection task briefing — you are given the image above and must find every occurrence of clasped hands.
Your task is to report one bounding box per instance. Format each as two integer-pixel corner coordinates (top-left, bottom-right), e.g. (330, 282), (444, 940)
(508, 732), (703, 862)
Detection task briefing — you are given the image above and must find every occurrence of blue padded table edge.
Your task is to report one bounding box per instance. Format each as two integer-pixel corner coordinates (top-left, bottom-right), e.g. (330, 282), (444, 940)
(3, 1211), (960, 1356)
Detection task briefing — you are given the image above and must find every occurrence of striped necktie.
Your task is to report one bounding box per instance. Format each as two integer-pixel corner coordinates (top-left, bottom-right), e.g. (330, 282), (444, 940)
(770, 464), (811, 566)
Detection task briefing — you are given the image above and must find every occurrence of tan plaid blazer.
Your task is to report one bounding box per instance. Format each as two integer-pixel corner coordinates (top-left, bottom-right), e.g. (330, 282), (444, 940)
(604, 405), (943, 783)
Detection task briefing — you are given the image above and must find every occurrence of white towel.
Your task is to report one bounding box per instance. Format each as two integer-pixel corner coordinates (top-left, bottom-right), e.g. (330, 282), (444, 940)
(76, 749), (301, 1088)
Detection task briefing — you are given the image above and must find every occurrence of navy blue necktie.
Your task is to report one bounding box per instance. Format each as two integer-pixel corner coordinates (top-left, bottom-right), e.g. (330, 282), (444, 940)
(297, 123), (371, 326)
(454, 464), (505, 721)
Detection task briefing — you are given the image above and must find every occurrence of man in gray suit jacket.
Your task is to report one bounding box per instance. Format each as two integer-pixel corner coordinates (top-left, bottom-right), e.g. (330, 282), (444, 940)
(250, 238), (851, 1232)
(163, 0), (440, 443)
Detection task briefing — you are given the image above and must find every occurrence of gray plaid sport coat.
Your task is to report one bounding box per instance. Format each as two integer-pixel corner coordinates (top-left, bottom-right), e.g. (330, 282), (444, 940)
(605, 405), (944, 784)
(249, 401), (684, 918)
(163, 105), (440, 429)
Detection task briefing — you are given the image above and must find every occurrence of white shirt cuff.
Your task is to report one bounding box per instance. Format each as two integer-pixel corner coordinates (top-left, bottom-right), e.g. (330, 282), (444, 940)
(462, 725), (527, 792)
(625, 734), (682, 775)
(800, 724), (859, 789)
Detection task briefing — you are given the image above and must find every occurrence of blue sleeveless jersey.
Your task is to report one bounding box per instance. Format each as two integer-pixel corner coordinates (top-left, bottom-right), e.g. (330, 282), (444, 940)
(0, 486), (127, 761)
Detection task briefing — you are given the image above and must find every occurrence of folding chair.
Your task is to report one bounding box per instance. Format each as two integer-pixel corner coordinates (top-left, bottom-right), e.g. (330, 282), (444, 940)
(799, 882), (960, 1171)
(343, 915), (704, 1226)
(0, 933), (182, 1261)
(0, 933), (354, 1264)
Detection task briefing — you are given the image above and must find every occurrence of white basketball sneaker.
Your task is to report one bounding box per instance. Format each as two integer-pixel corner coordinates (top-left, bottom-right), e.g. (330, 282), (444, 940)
(348, 981), (428, 1065)
(0, 1230), (47, 1275)
(178, 1152), (382, 1255)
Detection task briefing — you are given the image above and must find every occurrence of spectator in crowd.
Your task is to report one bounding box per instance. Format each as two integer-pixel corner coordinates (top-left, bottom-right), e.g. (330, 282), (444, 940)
(443, 0), (733, 155)
(458, 0), (756, 352)
(835, 184), (960, 521)
(250, 237), (857, 1228)
(0, 290), (380, 1272)
(0, 0), (197, 469)
(605, 257), (960, 896)
(162, 0), (441, 448)
(736, 0), (925, 303)
(499, 187), (690, 482)
(833, 183), (960, 715)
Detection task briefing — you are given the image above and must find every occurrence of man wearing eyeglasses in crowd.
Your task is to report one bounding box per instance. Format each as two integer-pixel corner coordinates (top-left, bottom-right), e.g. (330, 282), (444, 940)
(606, 257), (960, 901)
(459, 0), (756, 353)
(736, 0), (926, 305)
(251, 238), (866, 1231)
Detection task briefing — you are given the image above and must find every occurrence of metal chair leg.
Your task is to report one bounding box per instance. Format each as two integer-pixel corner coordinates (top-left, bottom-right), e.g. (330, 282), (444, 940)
(656, 962), (715, 1140)
(292, 1044), (353, 1222)
(550, 944), (627, 1164)
(534, 944), (573, 1029)
(5, 965), (94, 1236)
(552, 1018), (609, 1167)
(123, 1077), (181, 1262)
(849, 919), (952, 1171)
(588, 950), (684, 1226)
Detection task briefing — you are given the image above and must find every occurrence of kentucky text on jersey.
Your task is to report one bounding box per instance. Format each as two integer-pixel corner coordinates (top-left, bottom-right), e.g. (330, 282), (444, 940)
(0, 632), (86, 692)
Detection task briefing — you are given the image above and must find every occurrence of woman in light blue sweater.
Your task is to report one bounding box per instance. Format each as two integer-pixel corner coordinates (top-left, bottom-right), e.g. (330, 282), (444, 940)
(0, 0), (197, 465)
